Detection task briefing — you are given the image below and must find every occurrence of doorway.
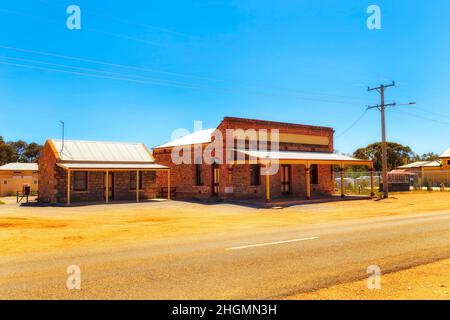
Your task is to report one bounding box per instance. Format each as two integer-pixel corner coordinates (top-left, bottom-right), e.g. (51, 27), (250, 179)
(281, 165), (291, 195)
(212, 164), (219, 196)
(104, 172), (114, 200)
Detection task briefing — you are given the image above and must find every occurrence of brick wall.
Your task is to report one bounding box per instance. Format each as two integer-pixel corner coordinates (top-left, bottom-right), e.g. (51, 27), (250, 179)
(155, 149), (213, 199)
(38, 142), (58, 203)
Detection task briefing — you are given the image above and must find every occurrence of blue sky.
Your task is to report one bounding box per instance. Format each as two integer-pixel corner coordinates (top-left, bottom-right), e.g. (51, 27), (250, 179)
(1, 0), (449, 155)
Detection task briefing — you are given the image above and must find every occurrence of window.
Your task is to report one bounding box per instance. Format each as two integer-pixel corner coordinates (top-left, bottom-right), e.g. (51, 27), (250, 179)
(447, 160), (450, 166)
(3, 180), (7, 185)
(250, 164), (261, 186)
(196, 164), (203, 185)
(73, 171), (88, 191)
(130, 171), (143, 190)
(148, 171), (156, 183)
(310, 165), (319, 185)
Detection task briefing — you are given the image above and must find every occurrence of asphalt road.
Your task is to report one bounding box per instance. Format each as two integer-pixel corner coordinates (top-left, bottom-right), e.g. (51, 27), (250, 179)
(1, 211), (449, 299)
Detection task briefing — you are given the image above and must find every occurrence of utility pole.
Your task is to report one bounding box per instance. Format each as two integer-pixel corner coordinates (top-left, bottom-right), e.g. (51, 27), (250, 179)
(367, 81), (415, 199)
(368, 82), (395, 198)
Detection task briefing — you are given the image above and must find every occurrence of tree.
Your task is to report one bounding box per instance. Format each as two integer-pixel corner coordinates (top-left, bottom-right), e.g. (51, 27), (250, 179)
(417, 152), (440, 161)
(24, 143), (43, 163)
(353, 142), (414, 171)
(0, 136), (15, 165)
(0, 137), (43, 165)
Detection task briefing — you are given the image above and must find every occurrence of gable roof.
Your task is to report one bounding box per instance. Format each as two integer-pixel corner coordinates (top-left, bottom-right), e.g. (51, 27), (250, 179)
(49, 139), (154, 163)
(0, 162), (38, 171)
(154, 129), (216, 149)
(440, 148), (450, 158)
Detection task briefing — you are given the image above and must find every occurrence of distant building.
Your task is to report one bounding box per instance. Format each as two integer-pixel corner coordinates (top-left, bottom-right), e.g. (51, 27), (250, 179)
(396, 148), (450, 186)
(38, 139), (170, 205)
(0, 162), (39, 197)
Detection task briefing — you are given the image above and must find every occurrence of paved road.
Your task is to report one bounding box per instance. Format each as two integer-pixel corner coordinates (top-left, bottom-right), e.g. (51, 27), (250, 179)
(1, 211), (449, 299)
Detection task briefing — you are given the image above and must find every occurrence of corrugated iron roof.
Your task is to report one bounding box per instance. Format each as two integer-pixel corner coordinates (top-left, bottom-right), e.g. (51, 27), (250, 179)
(57, 163), (169, 170)
(154, 129), (215, 149)
(235, 149), (369, 162)
(50, 139), (154, 162)
(440, 148), (450, 158)
(0, 162), (38, 171)
(398, 160), (441, 168)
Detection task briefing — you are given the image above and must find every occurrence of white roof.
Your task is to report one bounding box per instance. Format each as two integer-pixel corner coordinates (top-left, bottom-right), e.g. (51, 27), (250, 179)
(235, 149), (369, 162)
(57, 163), (168, 170)
(398, 160), (441, 169)
(0, 162), (38, 171)
(155, 129), (215, 148)
(50, 139), (154, 162)
(440, 148), (450, 158)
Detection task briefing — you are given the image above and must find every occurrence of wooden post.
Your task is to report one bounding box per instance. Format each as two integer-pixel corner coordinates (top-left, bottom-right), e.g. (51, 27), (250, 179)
(167, 170), (171, 200)
(370, 166), (375, 197)
(105, 170), (109, 203)
(306, 162), (311, 200)
(136, 170), (139, 202)
(67, 169), (71, 206)
(340, 163), (345, 198)
(265, 170), (271, 203)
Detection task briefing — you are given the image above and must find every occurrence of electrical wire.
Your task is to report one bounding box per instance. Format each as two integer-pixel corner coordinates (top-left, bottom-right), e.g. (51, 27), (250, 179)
(334, 109), (368, 139)
(394, 109), (450, 127)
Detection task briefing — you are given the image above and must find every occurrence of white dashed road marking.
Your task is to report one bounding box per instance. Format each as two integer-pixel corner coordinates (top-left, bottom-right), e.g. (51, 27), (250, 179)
(227, 236), (319, 250)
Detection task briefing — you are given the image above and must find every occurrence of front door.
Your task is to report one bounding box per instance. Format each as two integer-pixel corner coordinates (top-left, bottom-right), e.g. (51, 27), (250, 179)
(281, 165), (291, 195)
(212, 164), (219, 196)
(104, 172), (114, 200)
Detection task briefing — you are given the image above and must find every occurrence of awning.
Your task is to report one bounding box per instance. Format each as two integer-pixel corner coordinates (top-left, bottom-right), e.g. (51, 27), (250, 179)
(234, 149), (372, 166)
(57, 163), (169, 170)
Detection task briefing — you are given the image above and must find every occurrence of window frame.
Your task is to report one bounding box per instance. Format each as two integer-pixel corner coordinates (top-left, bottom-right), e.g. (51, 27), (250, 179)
(310, 164), (319, 185)
(73, 171), (88, 192)
(250, 164), (261, 186)
(129, 171), (143, 190)
(195, 164), (204, 186)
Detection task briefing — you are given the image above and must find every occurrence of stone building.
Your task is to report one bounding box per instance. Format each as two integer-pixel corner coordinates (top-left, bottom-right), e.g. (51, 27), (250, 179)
(154, 117), (373, 202)
(38, 139), (170, 205)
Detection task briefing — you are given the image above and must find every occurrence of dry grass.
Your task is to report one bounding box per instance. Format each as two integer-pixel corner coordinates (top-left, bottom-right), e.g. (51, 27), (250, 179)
(0, 192), (450, 258)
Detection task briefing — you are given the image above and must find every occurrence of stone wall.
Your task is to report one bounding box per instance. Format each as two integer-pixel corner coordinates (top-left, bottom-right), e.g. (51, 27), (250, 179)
(153, 117), (336, 200)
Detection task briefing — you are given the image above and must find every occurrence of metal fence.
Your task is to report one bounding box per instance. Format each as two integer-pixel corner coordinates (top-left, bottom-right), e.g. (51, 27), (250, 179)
(333, 170), (450, 195)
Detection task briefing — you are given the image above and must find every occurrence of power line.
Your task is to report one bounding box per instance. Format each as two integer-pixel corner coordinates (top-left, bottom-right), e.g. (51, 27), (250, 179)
(409, 105), (450, 120)
(0, 4), (369, 102)
(335, 109), (368, 139)
(394, 109), (450, 127)
(0, 44), (368, 103)
(0, 55), (210, 87)
(0, 59), (367, 105)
